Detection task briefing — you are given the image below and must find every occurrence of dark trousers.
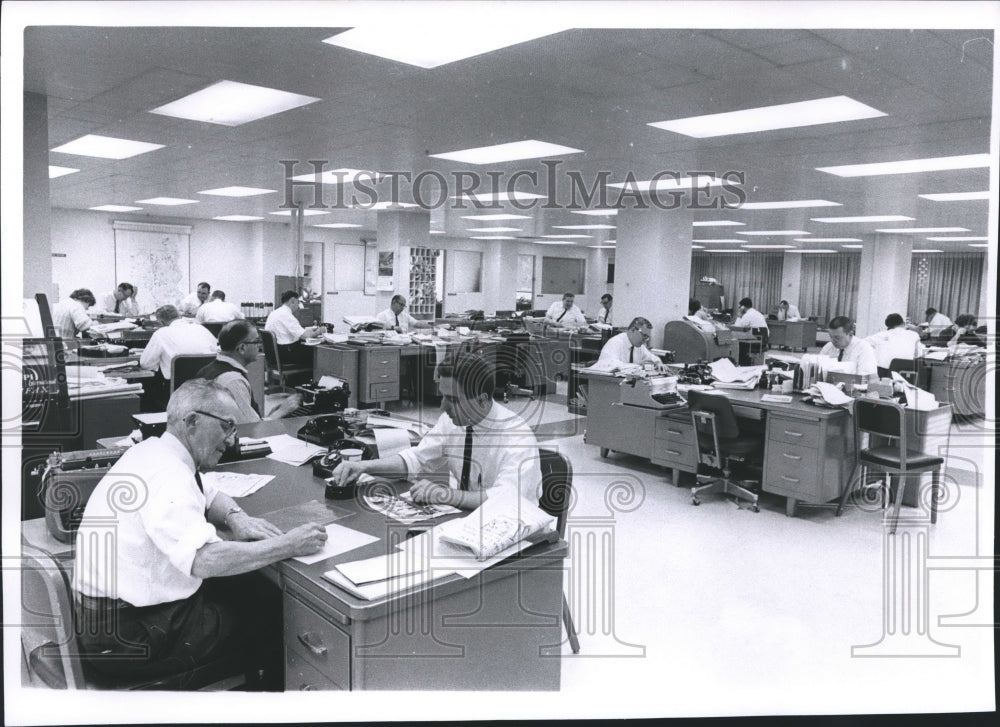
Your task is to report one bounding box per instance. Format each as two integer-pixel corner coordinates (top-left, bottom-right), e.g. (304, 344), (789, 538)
(75, 573), (283, 690)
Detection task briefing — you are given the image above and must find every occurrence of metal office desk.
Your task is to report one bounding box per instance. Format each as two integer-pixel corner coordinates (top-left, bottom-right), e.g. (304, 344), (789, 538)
(766, 320), (817, 351)
(227, 417), (567, 690)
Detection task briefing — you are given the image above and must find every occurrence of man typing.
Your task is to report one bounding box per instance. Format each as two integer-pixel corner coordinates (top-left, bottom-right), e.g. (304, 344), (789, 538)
(598, 317), (662, 368)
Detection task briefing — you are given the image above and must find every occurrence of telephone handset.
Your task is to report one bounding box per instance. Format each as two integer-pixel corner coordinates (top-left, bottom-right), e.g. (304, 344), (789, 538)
(297, 414), (348, 446)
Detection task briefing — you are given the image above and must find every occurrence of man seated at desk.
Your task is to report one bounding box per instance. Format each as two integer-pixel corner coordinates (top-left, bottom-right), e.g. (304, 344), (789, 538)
(921, 307), (952, 337)
(820, 315), (878, 381)
(51, 288), (97, 340)
(196, 290), (244, 324)
(330, 353), (542, 509)
(98, 282), (140, 318)
(865, 313), (924, 368)
(376, 294), (432, 333)
(732, 297), (769, 331)
(178, 281), (211, 318)
(684, 298), (718, 333)
(598, 316), (662, 367)
(544, 292), (588, 329)
(943, 314), (987, 347)
(72, 379), (327, 689)
(140, 305), (219, 408)
(595, 293), (613, 325)
(197, 320), (301, 424)
(776, 300), (802, 321)
(265, 290), (325, 367)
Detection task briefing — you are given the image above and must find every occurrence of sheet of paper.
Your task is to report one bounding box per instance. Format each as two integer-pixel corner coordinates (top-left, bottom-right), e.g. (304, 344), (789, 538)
(373, 428), (411, 458)
(316, 375), (346, 389)
(335, 548), (428, 585)
(292, 523), (380, 564)
(811, 382), (854, 406)
(200, 471), (274, 498)
(263, 434), (325, 466)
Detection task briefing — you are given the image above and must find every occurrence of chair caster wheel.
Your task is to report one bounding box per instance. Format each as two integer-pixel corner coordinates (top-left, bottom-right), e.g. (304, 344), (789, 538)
(752, 504), (760, 513)
(600, 448), (610, 458)
(692, 498), (700, 506)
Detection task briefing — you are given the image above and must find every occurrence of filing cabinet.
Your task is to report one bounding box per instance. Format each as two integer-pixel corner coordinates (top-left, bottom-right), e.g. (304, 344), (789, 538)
(651, 413), (698, 485)
(358, 347), (399, 403)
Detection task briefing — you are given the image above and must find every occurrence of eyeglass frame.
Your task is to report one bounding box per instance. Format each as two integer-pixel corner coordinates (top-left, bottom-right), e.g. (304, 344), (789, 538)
(193, 409), (237, 437)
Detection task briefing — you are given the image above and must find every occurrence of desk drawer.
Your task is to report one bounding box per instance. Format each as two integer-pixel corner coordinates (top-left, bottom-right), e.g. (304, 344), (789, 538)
(769, 417), (820, 448)
(651, 440), (697, 468)
(286, 648), (344, 691)
(365, 354), (399, 382)
(284, 593), (351, 689)
(765, 443), (819, 494)
(368, 382), (399, 401)
(654, 417), (694, 444)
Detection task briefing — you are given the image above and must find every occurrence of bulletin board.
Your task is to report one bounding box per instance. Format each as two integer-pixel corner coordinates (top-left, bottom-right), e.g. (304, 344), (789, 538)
(113, 220), (191, 312)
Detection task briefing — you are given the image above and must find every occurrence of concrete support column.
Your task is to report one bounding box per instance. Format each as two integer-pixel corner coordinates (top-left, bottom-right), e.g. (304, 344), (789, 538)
(376, 209), (431, 310)
(24, 92), (54, 301)
(482, 240), (518, 314)
(779, 251), (802, 311)
(615, 206), (693, 348)
(856, 234), (913, 337)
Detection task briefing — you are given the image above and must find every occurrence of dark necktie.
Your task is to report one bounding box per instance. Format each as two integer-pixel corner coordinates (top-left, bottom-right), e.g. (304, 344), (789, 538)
(460, 426), (473, 491)
(114, 298), (121, 314)
(629, 346), (634, 363)
(194, 471), (204, 493)
(556, 309), (567, 322)
(395, 313), (400, 328)
(837, 348), (844, 362)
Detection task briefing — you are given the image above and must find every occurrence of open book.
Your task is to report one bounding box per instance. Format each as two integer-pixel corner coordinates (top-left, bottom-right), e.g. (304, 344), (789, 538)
(435, 494), (555, 561)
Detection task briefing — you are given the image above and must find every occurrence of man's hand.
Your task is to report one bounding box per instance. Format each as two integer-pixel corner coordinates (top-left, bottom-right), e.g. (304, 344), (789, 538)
(409, 480), (455, 507)
(229, 513), (283, 541)
(272, 393), (302, 418)
(282, 522), (328, 556)
(330, 460), (365, 487)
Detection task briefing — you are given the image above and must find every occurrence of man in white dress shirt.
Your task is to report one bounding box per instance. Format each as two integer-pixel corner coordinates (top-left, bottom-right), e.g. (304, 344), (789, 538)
(264, 290), (325, 368)
(376, 294), (432, 333)
(50, 288), (97, 340)
(598, 317), (662, 368)
(595, 293), (613, 325)
(732, 297), (769, 331)
(922, 307), (952, 336)
(72, 379), (326, 687)
(865, 313), (924, 369)
(819, 315), (878, 381)
(178, 282), (211, 317)
(544, 292), (587, 329)
(776, 300), (802, 321)
(329, 353), (542, 509)
(196, 290), (244, 324)
(99, 282), (140, 317)
(140, 305), (219, 380)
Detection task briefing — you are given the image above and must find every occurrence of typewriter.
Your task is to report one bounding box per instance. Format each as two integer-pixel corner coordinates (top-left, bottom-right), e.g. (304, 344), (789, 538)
(38, 447), (128, 543)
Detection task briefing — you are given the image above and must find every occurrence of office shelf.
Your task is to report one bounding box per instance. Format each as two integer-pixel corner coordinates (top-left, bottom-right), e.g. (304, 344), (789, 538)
(408, 247), (439, 319)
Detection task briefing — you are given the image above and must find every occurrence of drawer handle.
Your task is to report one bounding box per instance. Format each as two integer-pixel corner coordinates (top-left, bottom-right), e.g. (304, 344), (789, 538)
(782, 453), (802, 461)
(665, 449), (681, 456)
(299, 683), (318, 691)
(666, 429), (681, 435)
(297, 632), (328, 657)
(783, 430), (804, 437)
(379, 374), (388, 379)
(780, 475), (800, 483)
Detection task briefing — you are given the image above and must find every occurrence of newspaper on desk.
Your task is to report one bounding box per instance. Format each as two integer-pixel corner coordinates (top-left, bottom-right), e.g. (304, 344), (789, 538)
(708, 358), (764, 390)
(362, 478), (462, 524)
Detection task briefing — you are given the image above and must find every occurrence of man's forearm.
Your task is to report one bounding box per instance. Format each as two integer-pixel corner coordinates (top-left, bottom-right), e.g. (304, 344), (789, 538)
(191, 537), (297, 578)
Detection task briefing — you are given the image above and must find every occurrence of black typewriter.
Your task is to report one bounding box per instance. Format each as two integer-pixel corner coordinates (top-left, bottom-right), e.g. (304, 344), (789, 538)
(650, 391), (684, 407)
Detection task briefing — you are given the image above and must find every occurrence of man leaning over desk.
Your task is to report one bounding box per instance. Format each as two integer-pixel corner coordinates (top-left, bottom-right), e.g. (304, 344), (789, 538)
(598, 316), (662, 367)
(820, 315), (878, 382)
(99, 282), (140, 318)
(376, 294), (432, 333)
(72, 379), (327, 689)
(330, 353), (542, 509)
(544, 292), (588, 329)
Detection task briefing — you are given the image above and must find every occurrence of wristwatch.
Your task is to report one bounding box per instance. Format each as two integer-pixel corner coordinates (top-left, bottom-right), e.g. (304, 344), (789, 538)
(224, 506), (244, 526)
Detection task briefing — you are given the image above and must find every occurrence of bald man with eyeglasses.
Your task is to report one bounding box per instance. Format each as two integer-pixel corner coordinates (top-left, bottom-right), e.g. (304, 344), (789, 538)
(598, 316), (662, 368)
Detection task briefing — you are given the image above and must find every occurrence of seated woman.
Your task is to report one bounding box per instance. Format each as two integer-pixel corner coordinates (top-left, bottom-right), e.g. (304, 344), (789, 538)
(943, 314), (986, 347)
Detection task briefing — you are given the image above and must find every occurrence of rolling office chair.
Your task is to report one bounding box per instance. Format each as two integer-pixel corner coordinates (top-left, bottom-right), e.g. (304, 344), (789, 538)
(537, 448), (580, 654)
(260, 329), (311, 391)
(687, 390), (763, 511)
(201, 321), (225, 338)
(169, 354), (219, 394)
(889, 357), (930, 390)
(835, 397), (943, 534)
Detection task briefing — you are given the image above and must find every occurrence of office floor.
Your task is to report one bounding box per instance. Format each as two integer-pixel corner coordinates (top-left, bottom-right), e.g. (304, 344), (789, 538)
(265, 388), (994, 714)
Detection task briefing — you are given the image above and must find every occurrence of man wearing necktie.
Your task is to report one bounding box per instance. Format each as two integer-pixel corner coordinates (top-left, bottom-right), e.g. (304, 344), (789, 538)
(376, 294), (433, 334)
(818, 315), (879, 382)
(597, 317), (662, 370)
(100, 282), (139, 317)
(71, 379), (326, 688)
(543, 292), (588, 329)
(331, 353), (542, 509)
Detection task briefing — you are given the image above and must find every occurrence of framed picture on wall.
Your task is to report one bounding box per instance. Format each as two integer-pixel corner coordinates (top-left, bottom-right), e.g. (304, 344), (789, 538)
(377, 250), (394, 291)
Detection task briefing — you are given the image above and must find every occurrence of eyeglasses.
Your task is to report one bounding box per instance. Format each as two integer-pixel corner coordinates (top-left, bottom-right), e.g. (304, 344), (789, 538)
(631, 329), (651, 342)
(194, 410), (237, 437)
(240, 338), (262, 347)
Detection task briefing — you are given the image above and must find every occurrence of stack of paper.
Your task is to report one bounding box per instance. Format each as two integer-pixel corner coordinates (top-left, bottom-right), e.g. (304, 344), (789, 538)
(709, 359), (764, 390)
(805, 382), (854, 409)
(200, 471), (275, 498)
(262, 434), (325, 466)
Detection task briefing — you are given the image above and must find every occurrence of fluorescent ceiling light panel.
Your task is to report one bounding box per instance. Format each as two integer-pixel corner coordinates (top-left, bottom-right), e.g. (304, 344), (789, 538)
(323, 27), (566, 69)
(691, 245), (705, 249)
(571, 209), (618, 217)
(918, 191), (991, 201)
(532, 240), (578, 245)
(692, 220), (745, 227)
(706, 249), (748, 253)
(51, 134), (163, 159)
(693, 239), (745, 244)
(90, 204), (142, 212)
(135, 197), (198, 206)
(48, 165), (79, 178)
(912, 249), (943, 253)
(434, 140), (582, 165)
(968, 243), (988, 248)
(288, 169), (381, 184)
(740, 199), (841, 210)
(817, 153), (991, 177)
(875, 227), (970, 233)
(926, 236), (988, 242)
(541, 234), (591, 239)
(649, 96), (885, 138)
(551, 224), (615, 230)
(455, 191), (547, 203)
(313, 223), (362, 228)
(472, 236), (517, 240)
(736, 230), (809, 236)
(199, 186), (276, 197)
(740, 244), (797, 249)
(460, 213), (531, 221)
(812, 215), (914, 223)
(607, 175), (726, 192)
(214, 215), (263, 221)
(465, 227), (522, 232)
(796, 238), (863, 243)
(787, 249), (837, 253)
(430, 230), (446, 235)
(269, 209), (330, 216)
(150, 80), (319, 126)
(841, 244), (864, 249)
(351, 201), (419, 210)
